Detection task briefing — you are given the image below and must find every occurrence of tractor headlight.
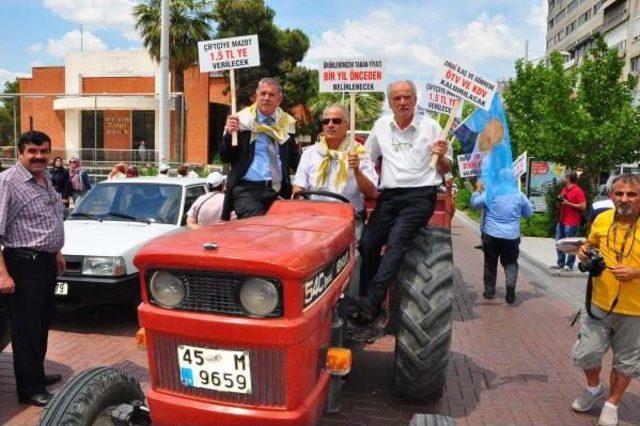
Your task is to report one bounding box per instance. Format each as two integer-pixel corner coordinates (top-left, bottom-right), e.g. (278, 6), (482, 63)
(82, 256), (127, 276)
(149, 271), (186, 308)
(239, 278), (279, 316)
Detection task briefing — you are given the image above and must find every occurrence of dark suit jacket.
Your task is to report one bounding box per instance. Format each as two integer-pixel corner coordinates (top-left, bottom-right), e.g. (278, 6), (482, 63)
(220, 130), (299, 220)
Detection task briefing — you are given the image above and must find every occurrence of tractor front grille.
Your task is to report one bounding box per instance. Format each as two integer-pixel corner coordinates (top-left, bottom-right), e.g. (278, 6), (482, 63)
(150, 332), (287, 407)
(146, 270), (283, 317)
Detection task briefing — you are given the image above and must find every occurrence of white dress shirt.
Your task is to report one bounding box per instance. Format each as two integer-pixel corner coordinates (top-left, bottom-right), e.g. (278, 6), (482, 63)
(293, 143), (378, 212)
(366, 113), (452, 189)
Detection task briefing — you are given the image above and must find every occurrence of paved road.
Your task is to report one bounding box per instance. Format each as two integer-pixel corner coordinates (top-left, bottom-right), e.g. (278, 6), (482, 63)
(1, 218), (639, 425)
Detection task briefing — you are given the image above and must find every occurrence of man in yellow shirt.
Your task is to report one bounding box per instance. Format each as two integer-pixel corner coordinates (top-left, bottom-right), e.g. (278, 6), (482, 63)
(573, 173), (640, 426)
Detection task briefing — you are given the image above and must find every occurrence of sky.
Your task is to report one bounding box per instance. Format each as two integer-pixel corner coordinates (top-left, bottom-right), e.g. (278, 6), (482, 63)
(0, 0), (548, 92)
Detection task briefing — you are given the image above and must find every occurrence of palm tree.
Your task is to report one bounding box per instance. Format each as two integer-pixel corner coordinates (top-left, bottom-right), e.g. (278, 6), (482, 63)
(133, 0), (214, 91)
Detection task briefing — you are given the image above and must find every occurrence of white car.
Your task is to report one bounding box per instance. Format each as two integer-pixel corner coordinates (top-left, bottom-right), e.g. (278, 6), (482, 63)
(56, 177), (208, 308)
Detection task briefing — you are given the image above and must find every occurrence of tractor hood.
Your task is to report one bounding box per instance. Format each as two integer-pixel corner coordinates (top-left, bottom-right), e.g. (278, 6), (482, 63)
(135, 209), (355, 281)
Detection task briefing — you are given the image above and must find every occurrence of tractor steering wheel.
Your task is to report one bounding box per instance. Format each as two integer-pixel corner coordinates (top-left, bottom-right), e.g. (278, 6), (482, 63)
(295, 190), (351, 204)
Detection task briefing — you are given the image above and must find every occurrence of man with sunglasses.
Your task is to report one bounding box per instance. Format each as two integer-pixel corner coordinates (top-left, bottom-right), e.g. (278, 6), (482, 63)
(0, 131), (66, 406)
(572, 173), (640, 426)
(351, 80), (452, 324)
(221, 78), (299, 220)
(292, 104), (377, 223)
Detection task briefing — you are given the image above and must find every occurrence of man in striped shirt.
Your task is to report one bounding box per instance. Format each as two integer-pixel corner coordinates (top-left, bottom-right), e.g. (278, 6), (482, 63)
(0, 131), (66, 406)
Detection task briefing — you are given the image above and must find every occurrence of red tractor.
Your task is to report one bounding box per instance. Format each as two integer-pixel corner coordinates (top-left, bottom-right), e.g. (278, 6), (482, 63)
(39, 187), (455, 426)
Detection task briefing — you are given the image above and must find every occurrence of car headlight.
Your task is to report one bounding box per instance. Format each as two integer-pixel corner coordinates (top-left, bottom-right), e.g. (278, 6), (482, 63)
(82, 256), (127, 276)
(149, 271), (186, 308)
(239, 278), (280, 317)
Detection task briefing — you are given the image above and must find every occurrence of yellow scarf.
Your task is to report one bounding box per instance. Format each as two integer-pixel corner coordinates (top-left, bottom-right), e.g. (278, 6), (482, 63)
(236, 103), (296, 144)
(315, 137), (367, 191)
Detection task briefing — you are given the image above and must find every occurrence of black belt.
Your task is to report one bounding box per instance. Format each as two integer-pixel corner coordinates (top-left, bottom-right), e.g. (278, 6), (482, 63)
(3, 247), (56, 261)
(239, 180), (273, 189)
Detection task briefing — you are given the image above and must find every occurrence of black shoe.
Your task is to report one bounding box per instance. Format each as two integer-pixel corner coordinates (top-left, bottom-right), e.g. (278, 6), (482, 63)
(482, 290), (495, 299)
(18, 391), (53, 406)
(506, 287), (516, 304)
(43, 374), (62, 386)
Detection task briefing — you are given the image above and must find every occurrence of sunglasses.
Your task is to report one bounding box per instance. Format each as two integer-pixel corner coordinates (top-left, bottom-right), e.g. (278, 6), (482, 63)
(321, 118), (343, 125)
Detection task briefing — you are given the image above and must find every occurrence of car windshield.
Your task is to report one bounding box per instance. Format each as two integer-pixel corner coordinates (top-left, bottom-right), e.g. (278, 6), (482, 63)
(70, 182), (182, 224)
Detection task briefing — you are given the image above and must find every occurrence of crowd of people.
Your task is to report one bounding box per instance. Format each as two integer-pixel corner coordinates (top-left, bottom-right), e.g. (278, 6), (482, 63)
(0, 75), (637, 426)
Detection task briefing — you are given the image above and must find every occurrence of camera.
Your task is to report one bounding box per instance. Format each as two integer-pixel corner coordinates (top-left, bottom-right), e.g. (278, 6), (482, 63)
(557, 194), (566, 201)
(578, 248), (607, 276)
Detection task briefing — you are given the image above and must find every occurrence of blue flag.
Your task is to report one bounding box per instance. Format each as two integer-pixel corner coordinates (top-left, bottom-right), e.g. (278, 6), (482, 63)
(453, 95), (516, 206)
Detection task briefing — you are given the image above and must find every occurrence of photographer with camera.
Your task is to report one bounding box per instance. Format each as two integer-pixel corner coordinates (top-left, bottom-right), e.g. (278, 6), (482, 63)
(571, 173), (640, 426)
(553, 171), (586, 272)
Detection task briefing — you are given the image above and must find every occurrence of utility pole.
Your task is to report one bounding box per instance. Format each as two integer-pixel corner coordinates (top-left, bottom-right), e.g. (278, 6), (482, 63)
(525, 39), (529, 62)
(80, 24), (83, 51)
(158, 0), (170, 165)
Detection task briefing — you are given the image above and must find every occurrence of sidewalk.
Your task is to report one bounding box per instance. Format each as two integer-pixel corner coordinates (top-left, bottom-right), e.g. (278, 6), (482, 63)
(455, 211), (584, 278)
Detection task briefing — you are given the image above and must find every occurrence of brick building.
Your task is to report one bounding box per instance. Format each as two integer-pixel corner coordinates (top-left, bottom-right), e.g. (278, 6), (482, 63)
(19, 50), (230, 164)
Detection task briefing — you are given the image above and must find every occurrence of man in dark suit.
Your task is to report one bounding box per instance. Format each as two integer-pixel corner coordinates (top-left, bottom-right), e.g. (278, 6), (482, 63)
(221, 78), (299, 220)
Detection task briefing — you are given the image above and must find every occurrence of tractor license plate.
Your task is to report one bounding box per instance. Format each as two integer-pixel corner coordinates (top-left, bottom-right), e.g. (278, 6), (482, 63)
(54, 282), (68, 296)
(177, 345), (252, 394)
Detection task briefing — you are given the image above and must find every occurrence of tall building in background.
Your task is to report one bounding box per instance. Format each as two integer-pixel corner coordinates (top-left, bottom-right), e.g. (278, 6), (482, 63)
(546, 0), (640, 76)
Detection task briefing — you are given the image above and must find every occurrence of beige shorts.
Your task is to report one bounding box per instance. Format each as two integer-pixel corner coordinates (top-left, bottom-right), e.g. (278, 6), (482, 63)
(572, 304), (640, 378)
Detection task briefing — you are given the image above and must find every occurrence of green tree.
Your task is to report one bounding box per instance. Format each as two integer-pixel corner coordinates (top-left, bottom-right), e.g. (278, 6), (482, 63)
(0, 80), (20, 146)
(133, 0), (214, 90)
(504, 36), (640, 180)
(577, 37), (640, 177)
(212, 0), (315, 113)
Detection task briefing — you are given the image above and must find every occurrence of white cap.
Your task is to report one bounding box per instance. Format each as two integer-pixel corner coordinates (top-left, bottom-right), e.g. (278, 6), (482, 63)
(206, 171), (226, 187)
(159, 163), (170, 172)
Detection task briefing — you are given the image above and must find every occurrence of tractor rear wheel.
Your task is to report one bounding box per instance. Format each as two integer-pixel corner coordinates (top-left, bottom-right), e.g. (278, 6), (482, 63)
(39, 366), (145, 426)
(392, 227), (454, 401)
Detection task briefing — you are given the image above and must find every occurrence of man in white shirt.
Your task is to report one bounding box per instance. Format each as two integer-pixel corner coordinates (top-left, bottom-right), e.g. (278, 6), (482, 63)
(186, 172), (226, 229)
(292, 104), (377, 215)
(352, 80), (452, 324)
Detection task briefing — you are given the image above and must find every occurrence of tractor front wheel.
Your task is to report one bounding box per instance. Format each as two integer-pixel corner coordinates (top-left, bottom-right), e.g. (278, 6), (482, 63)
(39, 367), (145, 426)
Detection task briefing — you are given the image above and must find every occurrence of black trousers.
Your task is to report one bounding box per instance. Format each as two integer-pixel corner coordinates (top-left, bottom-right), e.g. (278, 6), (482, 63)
(3, 248), (56, 395)
(359, 186), (437, 298)
(481, 233), (520, 294)
(231, 182), (278, 219)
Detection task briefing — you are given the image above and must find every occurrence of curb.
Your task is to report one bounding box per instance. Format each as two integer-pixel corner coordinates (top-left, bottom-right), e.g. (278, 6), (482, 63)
(454, 211), (585, 278)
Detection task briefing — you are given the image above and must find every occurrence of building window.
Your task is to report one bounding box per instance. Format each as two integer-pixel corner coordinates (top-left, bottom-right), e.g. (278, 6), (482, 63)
(566, 21), (576, 35)
(556, 8), (567, 22)
(549, 0), (555, 8)
(631, 56), (640, 72)
(81, 110), (104, 160)
(594, 0), (603, 14)
(634, 16), (640, 39)
(578, 10), (591, 26)
(132, 111), (155, 151)
(567, 0), (578, 13)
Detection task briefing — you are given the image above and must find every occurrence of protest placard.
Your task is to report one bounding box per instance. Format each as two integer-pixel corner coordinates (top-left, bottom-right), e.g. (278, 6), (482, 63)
(424, 83), (458, 115)
(457, 152), (487, 178)
(319, 59), (384, 145)
(319, 59), (384, 93)
(197, 35), (260, 72)
(198, 35), (261, 146)
(513, 151), (528, 178)
(439, 60), (497, 111)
